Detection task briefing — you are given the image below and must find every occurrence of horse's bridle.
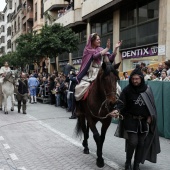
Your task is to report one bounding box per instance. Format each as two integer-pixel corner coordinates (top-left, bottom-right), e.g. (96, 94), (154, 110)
(87, 79), (123, 120)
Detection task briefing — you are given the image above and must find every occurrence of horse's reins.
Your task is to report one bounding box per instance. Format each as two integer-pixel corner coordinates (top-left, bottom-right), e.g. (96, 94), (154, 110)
(87, 85), (124, 120)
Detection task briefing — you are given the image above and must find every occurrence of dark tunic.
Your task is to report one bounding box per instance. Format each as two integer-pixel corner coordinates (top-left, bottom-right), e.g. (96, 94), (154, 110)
(115, 86), (161, 163)
(18, 79), (28, 95)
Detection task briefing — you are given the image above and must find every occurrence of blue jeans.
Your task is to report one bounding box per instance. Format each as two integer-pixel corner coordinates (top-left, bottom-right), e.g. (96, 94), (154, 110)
(55, 94), (60, 106)
(29, 87), (37, 96)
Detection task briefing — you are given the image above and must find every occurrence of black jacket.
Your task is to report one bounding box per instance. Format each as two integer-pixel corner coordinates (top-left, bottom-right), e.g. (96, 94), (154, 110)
(18, 79), (28, 94)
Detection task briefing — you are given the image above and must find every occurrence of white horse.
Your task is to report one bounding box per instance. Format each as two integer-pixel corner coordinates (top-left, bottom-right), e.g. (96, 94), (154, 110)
(1, 72), (18, 114)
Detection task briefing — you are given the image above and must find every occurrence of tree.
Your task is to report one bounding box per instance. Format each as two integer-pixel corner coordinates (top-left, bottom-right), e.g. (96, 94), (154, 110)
(15, 33), (41, 65)
(38, 23), (79, 58)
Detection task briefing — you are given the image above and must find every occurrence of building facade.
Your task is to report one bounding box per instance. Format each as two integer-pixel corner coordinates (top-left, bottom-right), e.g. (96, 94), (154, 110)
(0, 0), (13, 56)
(44, 0), (169, 72)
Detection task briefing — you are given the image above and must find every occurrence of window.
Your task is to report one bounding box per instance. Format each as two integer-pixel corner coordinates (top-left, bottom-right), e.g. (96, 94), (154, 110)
(7, 40), (11, 49)
(41, 0), (44, 18)
(35, 3), (37, 21)
(138, 2), (147, 23)
(9, 0), (12, 9)
(7, 27), (11, 36)
(1, 26), (5, 32)
(18, 17), (20, 31)
(1, 36), (5, 43)
(7, 14), (12, 23)
(120, 0), (159, 49)
(102, 22), (107, 35)
(0, 14), (4, 21)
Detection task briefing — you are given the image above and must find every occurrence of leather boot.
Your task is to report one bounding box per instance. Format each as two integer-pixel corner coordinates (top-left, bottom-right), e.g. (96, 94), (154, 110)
(125, 162), (132, 170)
(133, 162), (140, 170)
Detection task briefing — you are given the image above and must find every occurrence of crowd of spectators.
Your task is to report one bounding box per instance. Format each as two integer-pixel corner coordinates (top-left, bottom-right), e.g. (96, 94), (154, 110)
(26, 60), (170, 119)
(121, 60), (170, 82)
(58, 0), (74, 18)
(28, 66), (78, 119)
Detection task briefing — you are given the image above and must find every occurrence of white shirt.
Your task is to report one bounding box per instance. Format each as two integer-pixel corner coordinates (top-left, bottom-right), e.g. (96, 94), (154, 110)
(0, 66), (11, 75)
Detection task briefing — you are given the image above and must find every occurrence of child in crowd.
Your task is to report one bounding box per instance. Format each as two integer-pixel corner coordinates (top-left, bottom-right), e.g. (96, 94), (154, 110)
(55, 82), (61, 107)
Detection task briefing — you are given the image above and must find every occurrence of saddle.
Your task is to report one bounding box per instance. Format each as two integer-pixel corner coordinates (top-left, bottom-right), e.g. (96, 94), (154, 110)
(82, 82), (94, 100)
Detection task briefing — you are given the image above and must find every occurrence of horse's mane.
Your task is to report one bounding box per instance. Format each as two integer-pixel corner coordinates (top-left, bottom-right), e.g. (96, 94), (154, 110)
(3, 72), (12, 82)
(98, 62), (119, 80)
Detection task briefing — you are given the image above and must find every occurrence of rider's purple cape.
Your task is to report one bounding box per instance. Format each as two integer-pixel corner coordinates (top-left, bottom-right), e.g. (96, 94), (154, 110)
(76, 34), (115, 83)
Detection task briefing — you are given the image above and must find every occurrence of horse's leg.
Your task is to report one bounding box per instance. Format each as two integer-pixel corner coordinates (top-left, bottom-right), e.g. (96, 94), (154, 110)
(11, 94), (15, 111)
(82, 121), (90, 154)
(88, 120), (104, 168)
(100, 118), (112, 157)
(3, 94), (8, 114)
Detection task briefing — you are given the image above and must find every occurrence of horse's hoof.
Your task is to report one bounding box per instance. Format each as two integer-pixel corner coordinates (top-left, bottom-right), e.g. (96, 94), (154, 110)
(11, 109), (14, 111)
(83, 149), (89, 154)
(4, 112), (8, 114)
(96, 158), (104, 168)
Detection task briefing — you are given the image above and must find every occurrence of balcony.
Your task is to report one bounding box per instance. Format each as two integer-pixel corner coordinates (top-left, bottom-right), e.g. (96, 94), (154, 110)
(44, 0), (68, 12)
(17, 4), (22, 12)
(55, 8), (83, 27)
(23, 11), (33, 24)
(82, 0), (113, 18)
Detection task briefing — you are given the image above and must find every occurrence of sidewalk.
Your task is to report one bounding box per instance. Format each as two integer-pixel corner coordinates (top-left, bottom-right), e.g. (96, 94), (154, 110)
(0, 101), (170, 170)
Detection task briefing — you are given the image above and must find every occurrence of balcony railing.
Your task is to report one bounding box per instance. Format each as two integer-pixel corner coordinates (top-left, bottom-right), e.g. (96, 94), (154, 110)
(17, 4), (22, 11)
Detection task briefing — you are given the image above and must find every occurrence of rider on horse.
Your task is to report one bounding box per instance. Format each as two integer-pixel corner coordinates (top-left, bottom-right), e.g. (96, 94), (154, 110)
(0, 61), (11, 110)
(74, 33), (122, 101)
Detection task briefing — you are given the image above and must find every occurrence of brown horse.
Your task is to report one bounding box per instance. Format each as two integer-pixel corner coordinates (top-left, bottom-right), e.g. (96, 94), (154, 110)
(75, 61), (120, 168)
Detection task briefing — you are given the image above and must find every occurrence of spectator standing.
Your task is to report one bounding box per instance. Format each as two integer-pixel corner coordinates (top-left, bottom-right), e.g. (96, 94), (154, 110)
(28, 74), (39, 104)
(164, 60), (170, 77)
(55, 82), (61, 107)
(49, 77), (56, 105)
(123, 72), (129, 80)
(17, 73), (29, 114)
(160, 69), (170, 81)
(63, 63), (75, 76)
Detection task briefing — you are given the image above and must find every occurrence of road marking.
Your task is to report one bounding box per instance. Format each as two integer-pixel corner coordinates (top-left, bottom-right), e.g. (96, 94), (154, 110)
(27, 115), (123, 170)
(3, 144), (10, 149)
(9, 153), (18, 160)
(0, 136), (4, 141)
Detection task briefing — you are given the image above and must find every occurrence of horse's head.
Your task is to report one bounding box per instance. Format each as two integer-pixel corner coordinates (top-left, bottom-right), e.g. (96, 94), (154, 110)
(99, 61), (121, 106)
(3, 71), (19, 85)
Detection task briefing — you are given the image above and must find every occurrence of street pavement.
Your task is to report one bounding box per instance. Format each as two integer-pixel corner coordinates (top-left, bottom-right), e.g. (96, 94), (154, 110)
(0, 100), (170, 170)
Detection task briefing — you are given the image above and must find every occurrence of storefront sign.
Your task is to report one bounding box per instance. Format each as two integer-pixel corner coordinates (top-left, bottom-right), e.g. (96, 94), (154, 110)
(59, 61), (68, 66)
(72, 59), (82, 65)
(158, 45), (166, 55)
(122, 46), (158, 59)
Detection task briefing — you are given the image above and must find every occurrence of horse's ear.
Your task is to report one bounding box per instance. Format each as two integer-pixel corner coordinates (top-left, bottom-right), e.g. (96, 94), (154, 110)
(102, 62), (106, 70)
(114, 62), (121, 70)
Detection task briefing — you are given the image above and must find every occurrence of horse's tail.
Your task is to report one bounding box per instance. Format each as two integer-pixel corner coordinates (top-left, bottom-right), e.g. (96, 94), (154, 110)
(75, 116), (83, 139)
